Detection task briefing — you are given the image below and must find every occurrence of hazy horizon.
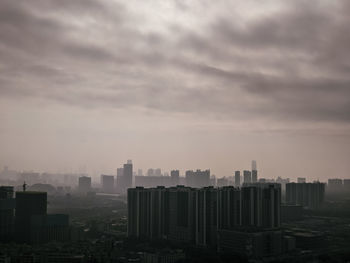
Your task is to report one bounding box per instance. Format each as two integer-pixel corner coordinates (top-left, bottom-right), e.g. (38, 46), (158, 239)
(1, 0), (350, 182)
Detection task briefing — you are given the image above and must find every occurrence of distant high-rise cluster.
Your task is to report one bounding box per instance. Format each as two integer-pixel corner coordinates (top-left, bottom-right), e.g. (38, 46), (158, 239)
(128, 184), (281, 250)
(185, 169), (210, 188)
(286, 182), (325, 209)
(115, 160), (133, 194)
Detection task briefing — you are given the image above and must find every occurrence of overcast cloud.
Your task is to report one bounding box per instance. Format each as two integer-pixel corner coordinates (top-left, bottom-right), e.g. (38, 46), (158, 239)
(0, 0), (349, 180)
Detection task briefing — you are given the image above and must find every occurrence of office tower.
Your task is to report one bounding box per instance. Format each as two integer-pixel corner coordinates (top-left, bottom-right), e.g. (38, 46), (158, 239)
(0, 186), (15, 242)
(123, 160), (133, 190)
(15, 191), (47, 243)
(286, 183), (325, 209)
(137, 169), (143, 177)
(78, 176), (91, 193)
(327, 178), (343, 192)
(243, 170), (252, 184)
(217, 186), (241, 229)
(195, 187), (217, 247)
(185, 169), (210, 188)
(235, 171), (241, 187)
(252, 170), (258, 183)
(170, 170), (180, 186)
(101, 175), (115, 193)
(297, 177), (306, 183)
(116, 167), (124, 193)
(252, 160), (257, 171)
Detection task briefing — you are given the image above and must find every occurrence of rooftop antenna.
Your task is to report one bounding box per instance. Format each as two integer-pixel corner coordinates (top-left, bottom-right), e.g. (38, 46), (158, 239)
(23, 181), (27, 192)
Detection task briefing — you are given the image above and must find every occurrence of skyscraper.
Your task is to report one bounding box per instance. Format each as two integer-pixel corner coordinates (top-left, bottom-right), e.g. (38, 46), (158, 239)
(252, 160), (257, 171)
(217, 186), (241, 229)
(235, 171), (240, 187)
(251, 161), (258, 183)
(195, 187), (217, 247)
(127, 186), (168, 239)
(116, 167), (124, 193)
(243, 170), (252, 184)
(241, 184), (281, 228)
(123, 160), (133, 190)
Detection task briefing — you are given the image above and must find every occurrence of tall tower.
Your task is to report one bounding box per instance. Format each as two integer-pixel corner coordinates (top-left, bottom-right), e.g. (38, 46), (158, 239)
(252, 160), (258, 183)
(252, 160), (257, 171)
(123, 160), (133, 191)
(235, 171), (240, 187)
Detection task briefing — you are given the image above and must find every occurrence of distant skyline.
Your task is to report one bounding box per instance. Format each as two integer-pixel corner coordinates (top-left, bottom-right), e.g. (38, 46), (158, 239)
(1, 0), (350, 181)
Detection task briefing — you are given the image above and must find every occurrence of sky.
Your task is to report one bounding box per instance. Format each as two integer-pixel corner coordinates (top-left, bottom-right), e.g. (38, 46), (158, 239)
(0, 0), (350, 181)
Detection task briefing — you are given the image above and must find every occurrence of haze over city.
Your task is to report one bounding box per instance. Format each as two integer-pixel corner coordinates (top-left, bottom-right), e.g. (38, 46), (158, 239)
(1, 0), (350, 181)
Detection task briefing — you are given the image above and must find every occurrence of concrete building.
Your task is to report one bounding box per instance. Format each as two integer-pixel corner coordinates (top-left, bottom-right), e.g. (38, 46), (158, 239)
(235, 171), (240, 187)
(0, 186), (15, 242)
(15, 191), (47, 243)
(286, 183), (325, 209)
(78, 176), (91, 193)
(101, 174), (115, 193)
(243, 170), (252, 184)
(170, 170), (180, 186)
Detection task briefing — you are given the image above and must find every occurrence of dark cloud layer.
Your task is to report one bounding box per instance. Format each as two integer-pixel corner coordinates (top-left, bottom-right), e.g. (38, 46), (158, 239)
(1, 0), (350, 126)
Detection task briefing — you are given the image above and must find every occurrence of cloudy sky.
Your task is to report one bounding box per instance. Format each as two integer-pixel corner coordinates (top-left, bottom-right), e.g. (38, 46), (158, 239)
(0, 0), (349, 181)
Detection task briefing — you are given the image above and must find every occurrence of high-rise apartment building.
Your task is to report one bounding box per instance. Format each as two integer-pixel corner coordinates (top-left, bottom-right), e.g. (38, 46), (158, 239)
(286, 183), (325, 209)
(195, 187), (217, 247)
(0, 186), (15, 242)
(15, 191), (47, 243)
(127, 183), (281, 247)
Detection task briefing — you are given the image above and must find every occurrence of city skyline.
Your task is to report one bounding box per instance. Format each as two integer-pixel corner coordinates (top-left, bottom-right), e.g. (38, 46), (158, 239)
(1, 0), (350, 181)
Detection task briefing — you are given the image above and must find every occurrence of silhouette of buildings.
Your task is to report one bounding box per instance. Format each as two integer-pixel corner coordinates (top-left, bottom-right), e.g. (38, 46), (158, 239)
(297, 177), (306, 183)
(327, 178), (343, 192)
(128, 184), (282, 252)
(243, 170), (252, 184)
(286, 182), (325, 209)
(78, 176), (91, 193)
(124, 160), (133, 190)
(0, 186), (15, 242)
(185, 170), (210, 188)
(15, 191), (47, 243)
(235, 171), (240, 187)
(101, 174), (115, 193)
(170, 170), (180, 186)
